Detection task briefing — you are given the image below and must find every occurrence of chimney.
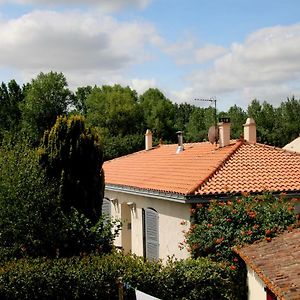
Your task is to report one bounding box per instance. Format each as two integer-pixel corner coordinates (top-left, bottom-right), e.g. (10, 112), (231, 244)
(145, 129), (152, 150)
(218, 117), (231, 147)
(176, 131), (184, 153)
(243, 118), (256, 143)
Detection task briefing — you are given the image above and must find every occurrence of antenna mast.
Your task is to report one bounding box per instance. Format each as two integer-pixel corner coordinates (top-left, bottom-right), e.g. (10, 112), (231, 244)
(194, 97), (217, 140)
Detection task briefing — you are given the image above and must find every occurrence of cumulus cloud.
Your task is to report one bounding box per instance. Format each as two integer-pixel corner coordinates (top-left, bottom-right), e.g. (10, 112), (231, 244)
(130, 78), (156, 95)
(174, 23), (300, 107)
(158, 33), (227, 65)
(0, 10), (158, 88)
(0, 0), (151, 11)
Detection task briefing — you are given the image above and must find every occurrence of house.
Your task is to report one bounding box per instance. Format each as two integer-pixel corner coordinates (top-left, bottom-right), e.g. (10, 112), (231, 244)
(103, 118), (300, 261)
(283, 135), (300, 153)
(234, 229), (300, 300)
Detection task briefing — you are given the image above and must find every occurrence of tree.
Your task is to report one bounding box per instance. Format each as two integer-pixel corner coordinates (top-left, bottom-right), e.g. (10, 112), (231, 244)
(73, 85), (93, 115)
(86, 85), (141, 136)
(21, 72), (73, 143)
(0, 80), (24, 139)
(227, 105), (247, 139)
(39, 115), (104, 224)
(174, 102), (196, 133)
(0, 138), (117, 260)
(139, 88), (175, 142)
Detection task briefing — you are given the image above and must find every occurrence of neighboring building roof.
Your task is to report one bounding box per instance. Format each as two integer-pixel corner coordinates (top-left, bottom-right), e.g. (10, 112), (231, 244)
(283, 136), (300, 153)
(103, 140), (300, 199)
(235, 229), (300, 300)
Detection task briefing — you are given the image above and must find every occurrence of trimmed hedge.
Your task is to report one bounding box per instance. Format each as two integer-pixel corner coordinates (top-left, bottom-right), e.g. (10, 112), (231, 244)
(0, 252), (245, 300)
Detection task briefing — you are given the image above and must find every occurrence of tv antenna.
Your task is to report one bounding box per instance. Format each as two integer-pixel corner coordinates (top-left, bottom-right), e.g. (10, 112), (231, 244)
(194, 97), (218, 144)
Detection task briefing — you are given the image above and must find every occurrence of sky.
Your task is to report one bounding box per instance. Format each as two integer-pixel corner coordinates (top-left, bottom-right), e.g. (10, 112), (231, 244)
(0, 0), (300, 110)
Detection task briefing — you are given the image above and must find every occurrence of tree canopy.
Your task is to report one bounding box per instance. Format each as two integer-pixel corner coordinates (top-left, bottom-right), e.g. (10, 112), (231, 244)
(39, 115), (104, 224)
(21, 72), (73, 143)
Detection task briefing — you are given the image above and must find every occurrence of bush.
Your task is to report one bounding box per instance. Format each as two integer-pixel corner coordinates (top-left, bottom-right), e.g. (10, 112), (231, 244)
(186, 193), (298, 262)
(0, 142), (119, 260)
(0, 252), (243, 300)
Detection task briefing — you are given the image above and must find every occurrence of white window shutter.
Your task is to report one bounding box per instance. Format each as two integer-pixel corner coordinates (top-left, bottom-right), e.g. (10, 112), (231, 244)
(102, 198), (111, 217)
(145, 208), (159, 260)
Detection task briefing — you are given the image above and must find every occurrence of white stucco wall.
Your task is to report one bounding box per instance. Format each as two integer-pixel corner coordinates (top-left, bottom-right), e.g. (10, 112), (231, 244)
(247, 266), (266, 300)
(105, 189), (191, 261)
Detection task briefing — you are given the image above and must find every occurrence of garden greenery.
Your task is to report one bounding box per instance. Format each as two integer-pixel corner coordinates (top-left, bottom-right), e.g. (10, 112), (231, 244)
(0, 252), (244, 300)
(0, 141), (119, 261)
(185, 193), (299, 263)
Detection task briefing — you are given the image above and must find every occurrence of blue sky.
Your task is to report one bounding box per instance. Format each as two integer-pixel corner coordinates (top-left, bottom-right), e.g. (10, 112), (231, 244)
(0, 0), (300, 110)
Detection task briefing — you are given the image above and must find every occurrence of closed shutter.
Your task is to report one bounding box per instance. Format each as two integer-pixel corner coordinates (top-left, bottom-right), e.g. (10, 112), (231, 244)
(144, 208), (159, 260)
(102, 198), (111, 217)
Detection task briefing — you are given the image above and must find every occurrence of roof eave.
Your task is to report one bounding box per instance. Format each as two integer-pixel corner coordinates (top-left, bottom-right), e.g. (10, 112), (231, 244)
(105, 184), (187, 203)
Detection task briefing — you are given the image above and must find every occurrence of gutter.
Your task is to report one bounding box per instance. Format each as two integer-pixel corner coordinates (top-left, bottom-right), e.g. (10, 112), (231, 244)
(105, 184), (187, 203)
(106, 184), (300, 204)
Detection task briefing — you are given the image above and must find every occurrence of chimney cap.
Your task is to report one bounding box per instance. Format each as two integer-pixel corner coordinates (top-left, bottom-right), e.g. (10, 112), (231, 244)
(244, 117), (256, 125)
(145, 129), (152, 135)
(218, 117), (230, 124)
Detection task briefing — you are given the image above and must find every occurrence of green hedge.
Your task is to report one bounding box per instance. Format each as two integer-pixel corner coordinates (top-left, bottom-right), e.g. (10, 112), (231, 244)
(0, 252), (245, 300)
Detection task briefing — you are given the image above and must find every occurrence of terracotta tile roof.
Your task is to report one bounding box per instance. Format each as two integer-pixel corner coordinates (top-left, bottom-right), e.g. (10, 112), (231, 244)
(235, 229), (300, 300)
(196, 143), (300, 196)
(103, 140), (300, 197)
(104, 141), (241, 195)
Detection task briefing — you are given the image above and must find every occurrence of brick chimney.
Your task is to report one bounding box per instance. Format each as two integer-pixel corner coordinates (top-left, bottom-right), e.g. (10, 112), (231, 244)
(218, 118), (231, 147)
(145, 129), (153, 151)
(243, 118), (256, 143)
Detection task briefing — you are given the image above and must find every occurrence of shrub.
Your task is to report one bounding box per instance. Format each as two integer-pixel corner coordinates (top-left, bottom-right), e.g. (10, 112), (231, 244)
(0, 252), (243, 300)
(0, 141), (119, 260)
(186, 193), (298, 262)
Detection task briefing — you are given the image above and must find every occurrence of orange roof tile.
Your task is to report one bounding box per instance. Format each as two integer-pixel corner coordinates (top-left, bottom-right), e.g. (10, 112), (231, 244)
(197, 143), (300, 196)
(103, 140), (300, 197)
(235, 229), (300, 300)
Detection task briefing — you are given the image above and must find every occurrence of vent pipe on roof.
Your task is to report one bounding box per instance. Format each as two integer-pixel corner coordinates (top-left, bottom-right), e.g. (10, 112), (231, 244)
(176, 131), (184, 153)
(145, 129), (153, 151)
(243, 118), (256, 143)
(218, 117), (231, 147)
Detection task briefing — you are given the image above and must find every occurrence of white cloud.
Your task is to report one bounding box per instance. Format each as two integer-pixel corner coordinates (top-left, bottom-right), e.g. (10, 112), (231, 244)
(130, 78), (156, 94)
(0, 10), (159, 88)
(159, 34), (227, 66)
(194, 44), (227, 64)
(0, 0), (151, 11)
(174, 23), (300, 108)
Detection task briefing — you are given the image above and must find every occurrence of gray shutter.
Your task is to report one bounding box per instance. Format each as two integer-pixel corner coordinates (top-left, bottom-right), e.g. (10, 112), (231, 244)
(145, 208), (159, 260)
(102, 198), (111, 217)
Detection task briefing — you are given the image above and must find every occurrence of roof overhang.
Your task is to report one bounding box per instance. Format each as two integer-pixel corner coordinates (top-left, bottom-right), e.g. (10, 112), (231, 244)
(106, 184), (300, 204)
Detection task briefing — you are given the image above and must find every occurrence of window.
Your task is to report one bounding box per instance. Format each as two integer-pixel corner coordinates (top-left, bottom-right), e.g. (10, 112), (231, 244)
(143, 208), (159, 260)
(102, 197), (111, 217)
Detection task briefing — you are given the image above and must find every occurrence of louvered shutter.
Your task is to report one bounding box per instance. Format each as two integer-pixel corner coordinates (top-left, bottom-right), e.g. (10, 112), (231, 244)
(144, 208), (159, 260)
(102, 198), (111, 217)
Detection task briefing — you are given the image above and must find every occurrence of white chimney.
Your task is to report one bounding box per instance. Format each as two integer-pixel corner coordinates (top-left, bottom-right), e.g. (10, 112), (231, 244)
(243, 118), (256, 143)
(145, 129), (153, 150)
(218, 118), (231, 147)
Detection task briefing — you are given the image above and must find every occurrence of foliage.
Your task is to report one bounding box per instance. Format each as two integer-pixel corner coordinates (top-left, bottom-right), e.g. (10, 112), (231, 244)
(139, 88), (176, 142)
(0, 252), (244, 300)
(186, 193), (298, 262)
(86, 85), (141, 136)
(20, 72), (73, 143)
(0, 141), (119, 260)
(101, 132), (144, 161)
(39, 115), (104, 224)
(0, 80), (24, 140)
